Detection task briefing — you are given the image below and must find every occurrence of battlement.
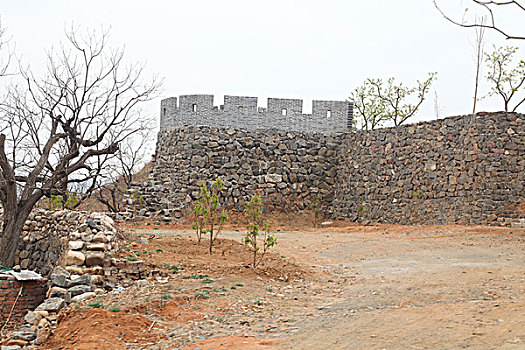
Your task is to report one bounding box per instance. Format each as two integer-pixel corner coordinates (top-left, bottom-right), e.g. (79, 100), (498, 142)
(160, 94), (353, 133)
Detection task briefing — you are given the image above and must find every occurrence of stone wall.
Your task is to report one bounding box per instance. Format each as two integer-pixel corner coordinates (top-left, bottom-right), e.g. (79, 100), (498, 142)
(14, 210), (117, 277)
(135, 112), (524, 226)
(133, 126), (344, 218)
(333, 112), (524, 225)
(160, 94), (353, 134)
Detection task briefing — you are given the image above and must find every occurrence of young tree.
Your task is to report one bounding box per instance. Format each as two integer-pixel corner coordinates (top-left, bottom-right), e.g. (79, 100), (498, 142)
(485, 46), (525, 111)
(193, 179), (228, 254)
(243, 193), (276, 268)
(349, 73), (437, 128)
(434, 0), (525, 40)
(0, 28), (161, 267)
(348, 80), (388, 130)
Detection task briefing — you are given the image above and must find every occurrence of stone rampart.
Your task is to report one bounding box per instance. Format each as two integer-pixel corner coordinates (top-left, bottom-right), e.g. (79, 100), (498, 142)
(160, 94), (353, 134)
(133, 126), (344, 218)
(135, 111), (524, 226)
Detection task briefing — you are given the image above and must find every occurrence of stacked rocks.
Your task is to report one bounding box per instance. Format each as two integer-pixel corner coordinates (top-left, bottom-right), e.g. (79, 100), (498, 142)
(64, 213), (116, 277)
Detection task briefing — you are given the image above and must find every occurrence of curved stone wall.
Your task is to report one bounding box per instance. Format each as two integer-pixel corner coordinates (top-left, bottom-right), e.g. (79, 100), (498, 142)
(135, 112), (524, 226)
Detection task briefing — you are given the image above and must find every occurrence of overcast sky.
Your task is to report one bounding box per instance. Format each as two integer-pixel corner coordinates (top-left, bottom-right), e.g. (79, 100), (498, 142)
(2, 0), (525, 129)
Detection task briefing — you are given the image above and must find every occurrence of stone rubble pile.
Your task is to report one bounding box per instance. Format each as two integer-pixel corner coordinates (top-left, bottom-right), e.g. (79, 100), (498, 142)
(6, 266), (99, 348)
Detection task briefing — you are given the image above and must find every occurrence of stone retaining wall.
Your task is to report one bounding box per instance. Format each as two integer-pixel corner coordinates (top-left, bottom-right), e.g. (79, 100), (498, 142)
(333, 112), (524, 225)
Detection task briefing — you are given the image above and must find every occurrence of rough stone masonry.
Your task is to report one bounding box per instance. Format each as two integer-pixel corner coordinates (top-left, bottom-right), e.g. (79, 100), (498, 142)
(133, 94), (524, 226)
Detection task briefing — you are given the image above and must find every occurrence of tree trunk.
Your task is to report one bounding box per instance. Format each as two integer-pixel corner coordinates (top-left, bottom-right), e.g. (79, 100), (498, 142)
(0, 207), (31, 268)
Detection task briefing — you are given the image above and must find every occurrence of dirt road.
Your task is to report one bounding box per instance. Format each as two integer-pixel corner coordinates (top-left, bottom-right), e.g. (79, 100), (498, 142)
(41, 224), (525, 350)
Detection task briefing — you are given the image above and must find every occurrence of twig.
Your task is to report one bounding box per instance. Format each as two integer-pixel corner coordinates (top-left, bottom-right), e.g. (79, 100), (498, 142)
(147, 320), (156, 332)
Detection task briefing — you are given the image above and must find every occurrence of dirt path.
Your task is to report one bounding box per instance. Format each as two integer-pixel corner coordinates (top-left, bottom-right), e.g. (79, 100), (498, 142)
(40, 224), (525, 349)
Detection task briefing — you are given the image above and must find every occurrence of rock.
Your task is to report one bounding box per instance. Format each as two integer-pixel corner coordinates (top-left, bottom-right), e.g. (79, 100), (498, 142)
(11, 329), (36, 342)
(34, 310), (49, 318)
(85, 252), (105, 267)
(68, 273), (92, 288)
(23, 311), (42, 326)
(71, 291), (96, 303)
(53, 266), (70, 278)
(34, 319), (51, 345)
(49, 288), (71, 303)
(91, 232), (107, 243)
(68, 284), (93, 297)
(139, 237), (149, 245)
(66, 251), (85, 266)
(86, 243), (106, 251)
(265, 174), (283, 183)
(4, 339), (27, 347)
(65, 266), (84, 275)
(68, 240), (84, 250)
(81, 231), (93, 242)
(49, 274), (68, 288)
(35, 297), (66, 313)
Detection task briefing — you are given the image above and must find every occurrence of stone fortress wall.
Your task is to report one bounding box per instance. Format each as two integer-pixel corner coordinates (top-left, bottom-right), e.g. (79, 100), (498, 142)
(135, 93), (524, 226)
(160, 94), (354, 134)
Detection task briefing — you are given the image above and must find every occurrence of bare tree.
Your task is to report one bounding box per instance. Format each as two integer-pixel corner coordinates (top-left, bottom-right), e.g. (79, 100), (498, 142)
(0, 28), (161, 267)
(94, 129), (153, 212)
(434, 0), (525, 40)
(472, 17), (487, 113)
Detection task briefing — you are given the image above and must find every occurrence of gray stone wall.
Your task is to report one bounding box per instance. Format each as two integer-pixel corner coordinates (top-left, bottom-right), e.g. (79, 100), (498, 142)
(137, 111), (524, 226)
(333, 112), (524, 225)
(160, 94), (353, 134)
(133, 126), (344, 218)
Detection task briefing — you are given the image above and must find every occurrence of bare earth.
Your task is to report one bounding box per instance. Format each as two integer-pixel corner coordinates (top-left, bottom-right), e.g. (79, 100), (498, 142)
(38, 223), (525, 350)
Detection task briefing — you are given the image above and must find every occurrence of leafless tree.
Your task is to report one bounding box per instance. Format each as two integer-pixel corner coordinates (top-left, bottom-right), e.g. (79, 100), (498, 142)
(94, 129), (153, 212)
(472, 17), (487, 113)
(434, 0), (525, 40)
(0, 28), (161, 267)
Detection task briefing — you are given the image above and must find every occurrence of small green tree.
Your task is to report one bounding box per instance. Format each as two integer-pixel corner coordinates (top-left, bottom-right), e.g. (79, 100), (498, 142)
(485, 46), (525, 112)
(310, 194), (322, 228)
(349, 73), (437, 129)
(243, 193), (276, 268)
(193, 179), (228, 254)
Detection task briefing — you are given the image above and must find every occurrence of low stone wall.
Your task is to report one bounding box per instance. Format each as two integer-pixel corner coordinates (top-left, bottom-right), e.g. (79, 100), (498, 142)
(0, 279), (47, 324)
(14, 210), (118, 277)
(333, 112), (524, 225)
(133, 126), (344, 219)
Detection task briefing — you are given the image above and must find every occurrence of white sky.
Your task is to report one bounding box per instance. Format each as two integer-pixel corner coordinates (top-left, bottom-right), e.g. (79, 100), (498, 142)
(2, 0), (525, 129)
